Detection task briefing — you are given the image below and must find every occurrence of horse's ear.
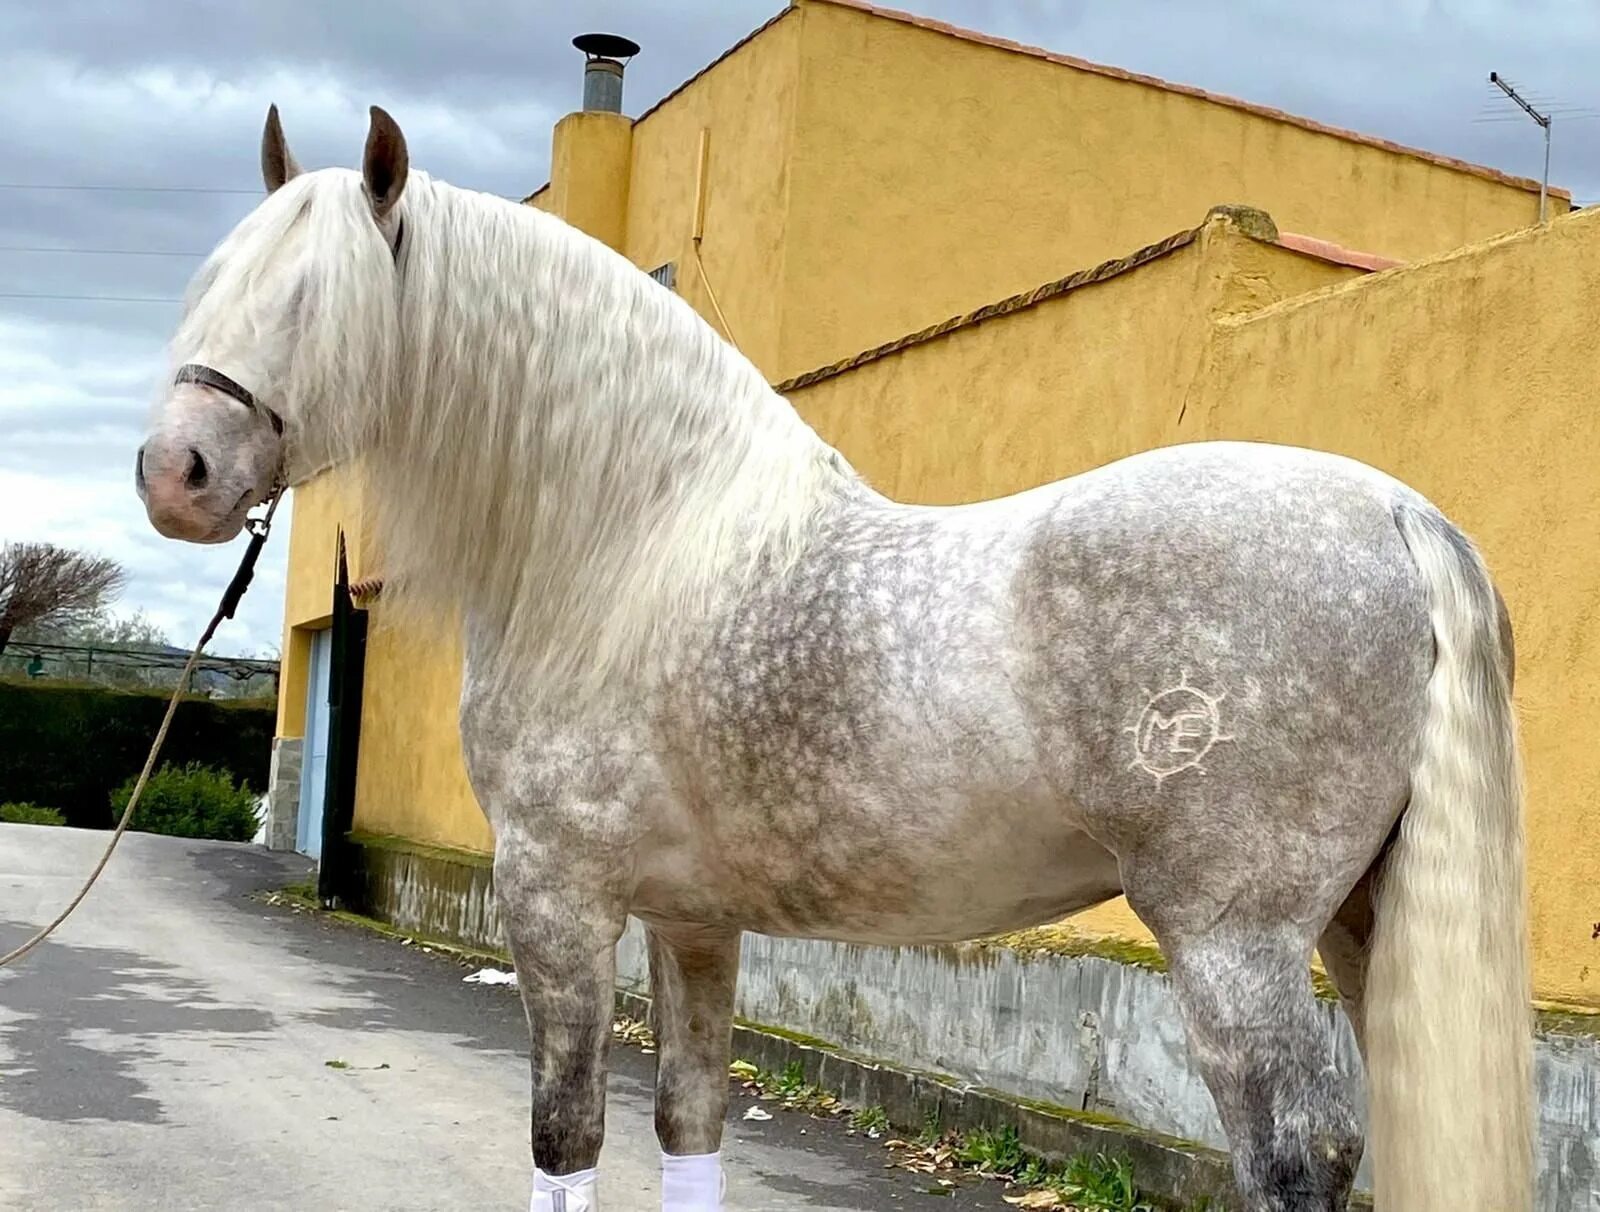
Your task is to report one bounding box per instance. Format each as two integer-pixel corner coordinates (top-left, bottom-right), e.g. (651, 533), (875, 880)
(261, 104), (301, 193)
(362, 105), (409, 222)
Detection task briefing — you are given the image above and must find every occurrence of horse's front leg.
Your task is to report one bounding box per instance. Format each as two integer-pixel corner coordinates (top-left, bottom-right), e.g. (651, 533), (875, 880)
(647, 923), (740, 1211)
(494, 821), (629, 1212)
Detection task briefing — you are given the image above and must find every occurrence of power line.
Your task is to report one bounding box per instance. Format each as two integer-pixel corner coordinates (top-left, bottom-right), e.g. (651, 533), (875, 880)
(0, 244), (207, 258)
(0, 182), (259, 196)
(0, 291), (183, 304)
(0, 180), (531, 201)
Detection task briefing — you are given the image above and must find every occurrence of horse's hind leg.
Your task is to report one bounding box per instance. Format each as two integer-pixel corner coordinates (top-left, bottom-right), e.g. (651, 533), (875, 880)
(1150, 924), (1362, 1212)
(646, 923), (740, 1211)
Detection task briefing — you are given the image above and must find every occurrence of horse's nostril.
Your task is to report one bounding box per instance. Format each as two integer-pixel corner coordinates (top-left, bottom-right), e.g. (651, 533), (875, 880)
(185, 448), (208, 488)
(135, 447), (146, 490)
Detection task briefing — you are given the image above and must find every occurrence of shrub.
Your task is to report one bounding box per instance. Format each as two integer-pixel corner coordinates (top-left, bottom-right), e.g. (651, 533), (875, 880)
(0, 802), (67, 826)
(111, 762), (259, 842)
(0, 680), (273, 828)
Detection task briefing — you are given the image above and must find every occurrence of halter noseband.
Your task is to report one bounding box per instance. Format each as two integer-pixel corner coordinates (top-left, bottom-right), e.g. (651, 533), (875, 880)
(173, 363), (283, 435)
(171, 216), (403, 441)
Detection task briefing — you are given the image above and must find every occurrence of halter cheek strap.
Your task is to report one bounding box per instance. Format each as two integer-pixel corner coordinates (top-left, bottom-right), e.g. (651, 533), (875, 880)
(173, 363), (284, 435)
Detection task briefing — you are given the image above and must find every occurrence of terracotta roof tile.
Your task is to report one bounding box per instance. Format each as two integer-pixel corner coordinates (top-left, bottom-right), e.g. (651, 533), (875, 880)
(774, 225), (1202, 393)
(773, 209), (1404, 394)
(1274, 232), (1402, 273)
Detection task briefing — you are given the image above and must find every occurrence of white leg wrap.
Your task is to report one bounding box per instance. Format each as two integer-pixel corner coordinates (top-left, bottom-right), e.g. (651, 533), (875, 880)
(661, 1151), (724, 1211)
(530, 1165), (599, 1211)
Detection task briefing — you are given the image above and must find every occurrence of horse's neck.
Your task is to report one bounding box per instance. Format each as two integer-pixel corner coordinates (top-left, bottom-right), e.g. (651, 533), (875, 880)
(457, 469), (887, 722)
(382, 200), (855, 707)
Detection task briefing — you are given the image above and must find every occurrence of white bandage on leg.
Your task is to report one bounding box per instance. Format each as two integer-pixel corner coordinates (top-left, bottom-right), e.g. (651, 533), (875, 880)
(661, 1151), (724, 1211)
(530, 1165), (599, 1212)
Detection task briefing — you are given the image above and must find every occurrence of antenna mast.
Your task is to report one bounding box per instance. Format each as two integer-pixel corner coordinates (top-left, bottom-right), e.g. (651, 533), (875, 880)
(1489, 72), (1551, 223)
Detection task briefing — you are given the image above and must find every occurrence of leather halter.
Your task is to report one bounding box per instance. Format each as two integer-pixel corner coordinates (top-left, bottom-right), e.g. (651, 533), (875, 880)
(171, 214), (404, 440)
(173, 363), (283, 435)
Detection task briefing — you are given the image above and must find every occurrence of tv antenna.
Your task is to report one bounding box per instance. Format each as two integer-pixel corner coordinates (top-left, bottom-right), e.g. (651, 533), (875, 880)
(1487, 72), (1551, 222)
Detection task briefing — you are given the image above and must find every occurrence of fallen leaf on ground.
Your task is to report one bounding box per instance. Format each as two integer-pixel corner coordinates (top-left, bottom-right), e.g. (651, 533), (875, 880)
(1003, 1192), (1065, 1209)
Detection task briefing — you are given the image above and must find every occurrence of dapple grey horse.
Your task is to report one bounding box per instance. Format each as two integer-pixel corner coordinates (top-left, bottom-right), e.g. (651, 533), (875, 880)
(136, 107), (1532, 1212)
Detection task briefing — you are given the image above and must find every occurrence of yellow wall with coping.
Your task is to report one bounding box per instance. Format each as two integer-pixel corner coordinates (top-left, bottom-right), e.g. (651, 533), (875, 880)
(1187, 207), (1600, 1006)
(781, 215), (1368, 964)
(789, 216), (1361, 505)
(775, 0), (1561, 378)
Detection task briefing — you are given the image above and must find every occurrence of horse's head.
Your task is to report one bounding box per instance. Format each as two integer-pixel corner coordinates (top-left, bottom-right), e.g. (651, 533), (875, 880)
(137, 104), (409, 543)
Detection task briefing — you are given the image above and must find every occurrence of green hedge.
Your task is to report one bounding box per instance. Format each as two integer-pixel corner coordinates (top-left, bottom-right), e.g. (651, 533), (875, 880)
(0, 679), (274, 829)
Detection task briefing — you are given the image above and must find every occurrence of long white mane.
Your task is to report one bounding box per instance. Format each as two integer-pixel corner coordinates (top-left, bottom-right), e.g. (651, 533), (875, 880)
(173, 169), (853, 706)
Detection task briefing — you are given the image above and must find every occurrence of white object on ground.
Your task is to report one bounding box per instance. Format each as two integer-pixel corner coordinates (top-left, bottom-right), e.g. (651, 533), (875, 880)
(250, 793), (269, 846)
(741, 1106), (772, 1122)
(463, 967), (518, 986)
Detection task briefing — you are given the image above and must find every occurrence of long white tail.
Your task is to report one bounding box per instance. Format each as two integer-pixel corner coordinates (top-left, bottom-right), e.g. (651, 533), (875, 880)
(1367, 504), (1533, 1212)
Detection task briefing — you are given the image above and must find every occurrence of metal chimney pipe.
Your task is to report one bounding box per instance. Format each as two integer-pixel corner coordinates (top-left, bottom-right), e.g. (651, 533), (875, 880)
(573, 33), (641, 114)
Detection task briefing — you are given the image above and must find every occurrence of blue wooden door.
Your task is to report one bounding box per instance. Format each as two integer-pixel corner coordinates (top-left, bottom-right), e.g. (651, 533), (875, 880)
(296, 628), (333, 858)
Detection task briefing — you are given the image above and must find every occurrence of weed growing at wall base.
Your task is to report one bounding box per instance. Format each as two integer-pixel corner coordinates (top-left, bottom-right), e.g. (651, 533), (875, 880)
(720, 1051), (1191, 1211)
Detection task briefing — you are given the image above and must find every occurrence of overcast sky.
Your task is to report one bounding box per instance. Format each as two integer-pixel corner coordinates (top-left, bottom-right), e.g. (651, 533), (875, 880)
(3, 0), (1596, 657)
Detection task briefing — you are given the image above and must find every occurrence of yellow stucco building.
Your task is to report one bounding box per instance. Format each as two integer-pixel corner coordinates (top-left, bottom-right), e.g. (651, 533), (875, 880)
(268, 0), (1598, 1011)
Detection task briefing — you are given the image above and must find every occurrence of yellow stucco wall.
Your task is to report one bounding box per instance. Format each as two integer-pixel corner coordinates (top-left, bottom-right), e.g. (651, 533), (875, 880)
(783, 216), (1367, 962)
(277, 469), (489, 847)
(623, 10), (803, 376)
(776, 0), (1562, 378)
(789, 217), (1360, 505)
(350, 608), (492, 853)
(550, 112), (633, 248)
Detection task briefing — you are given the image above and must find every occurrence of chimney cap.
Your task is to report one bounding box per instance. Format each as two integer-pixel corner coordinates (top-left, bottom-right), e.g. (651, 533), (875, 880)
(573, 33), (640, 62)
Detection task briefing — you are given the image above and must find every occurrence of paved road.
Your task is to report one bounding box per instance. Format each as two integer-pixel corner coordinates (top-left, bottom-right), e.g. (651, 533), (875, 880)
(0, 825), (1013, 1210)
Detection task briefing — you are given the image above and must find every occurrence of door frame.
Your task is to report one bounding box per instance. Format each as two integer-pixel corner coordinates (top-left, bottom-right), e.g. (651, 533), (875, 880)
(316, 531), (369, 907)
(295, 627), (333, 858)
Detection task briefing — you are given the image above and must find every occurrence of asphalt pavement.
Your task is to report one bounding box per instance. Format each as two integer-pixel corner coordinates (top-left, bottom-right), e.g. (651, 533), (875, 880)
(0, 824), (1015, 1211)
